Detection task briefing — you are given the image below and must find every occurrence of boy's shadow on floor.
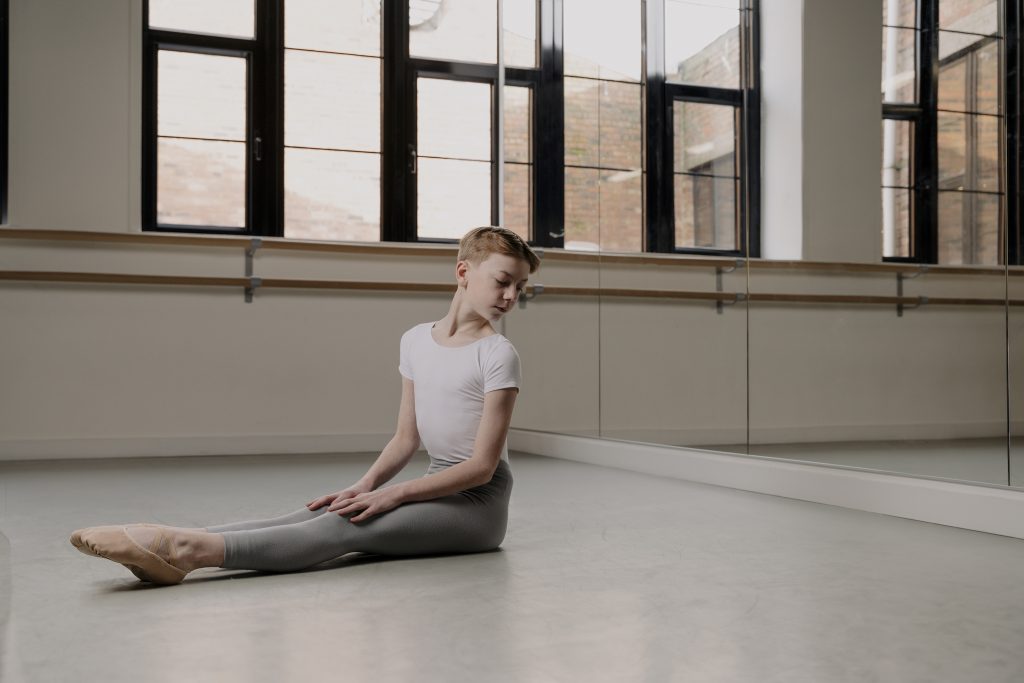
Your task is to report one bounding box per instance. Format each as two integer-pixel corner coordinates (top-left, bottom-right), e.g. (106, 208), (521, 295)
(104, 547), (506, 591)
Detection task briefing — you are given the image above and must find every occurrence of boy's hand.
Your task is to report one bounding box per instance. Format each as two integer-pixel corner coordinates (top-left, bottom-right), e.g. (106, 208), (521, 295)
(306, 483), (372, 511)
(329, 486), (405, 523)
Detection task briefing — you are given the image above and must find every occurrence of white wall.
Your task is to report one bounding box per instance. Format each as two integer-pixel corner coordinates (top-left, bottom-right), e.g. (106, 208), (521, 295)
(8, 0), (140, 232)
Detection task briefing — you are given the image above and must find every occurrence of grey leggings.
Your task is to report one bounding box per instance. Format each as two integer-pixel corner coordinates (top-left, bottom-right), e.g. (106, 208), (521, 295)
(205, 459), (512, 572)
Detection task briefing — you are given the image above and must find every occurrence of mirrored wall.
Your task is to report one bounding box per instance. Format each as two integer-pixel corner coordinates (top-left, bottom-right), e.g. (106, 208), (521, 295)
(561, 0), (1021, 491)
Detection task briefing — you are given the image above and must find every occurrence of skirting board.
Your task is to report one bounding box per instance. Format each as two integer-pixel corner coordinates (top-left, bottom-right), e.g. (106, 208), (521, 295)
(507, 429), (1024, 540)
(0, 433), (395, 460)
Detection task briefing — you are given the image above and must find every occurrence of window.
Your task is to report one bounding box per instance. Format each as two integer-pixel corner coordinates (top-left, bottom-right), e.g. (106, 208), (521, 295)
(142, 0), (760, 255)
(881, 0), (1021, 265)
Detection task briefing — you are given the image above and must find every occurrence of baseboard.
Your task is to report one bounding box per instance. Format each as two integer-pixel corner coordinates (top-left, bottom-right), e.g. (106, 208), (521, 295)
(507, 429), (1024, 540)
(598, 420), (1017, 447)
(0, 433), (394, 460)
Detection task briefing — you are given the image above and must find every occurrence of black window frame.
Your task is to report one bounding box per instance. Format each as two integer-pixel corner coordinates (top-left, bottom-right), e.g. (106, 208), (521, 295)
(883, 0), (1022, 265)
(142, 0), (282, 236)
(645, 0), (761, 257)
(141, 0), (760, 256)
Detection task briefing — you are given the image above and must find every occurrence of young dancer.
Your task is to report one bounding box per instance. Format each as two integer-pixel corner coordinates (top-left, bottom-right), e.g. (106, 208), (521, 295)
(70, 226), (540, 585)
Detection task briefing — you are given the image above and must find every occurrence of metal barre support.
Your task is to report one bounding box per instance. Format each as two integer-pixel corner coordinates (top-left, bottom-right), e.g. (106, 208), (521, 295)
(518, 283), (545, 309)
(897, 265), (929, 316)
(716, 259), (745, 314)
(244, 238), (263, 302)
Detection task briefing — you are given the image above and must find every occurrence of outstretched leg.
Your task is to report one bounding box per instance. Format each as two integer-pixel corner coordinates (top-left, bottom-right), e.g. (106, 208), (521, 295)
(72, 462), (512, 584)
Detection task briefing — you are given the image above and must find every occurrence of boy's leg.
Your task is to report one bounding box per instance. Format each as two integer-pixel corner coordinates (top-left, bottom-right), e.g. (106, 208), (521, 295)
(204, 506), (327, 533)
(221, 464), (512, 572)
(219, 492), (509, 572)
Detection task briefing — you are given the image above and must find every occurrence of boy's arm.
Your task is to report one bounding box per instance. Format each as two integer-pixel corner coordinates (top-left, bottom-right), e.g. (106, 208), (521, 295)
(355, 377), (421, 490)
(332, 387), (518, 522)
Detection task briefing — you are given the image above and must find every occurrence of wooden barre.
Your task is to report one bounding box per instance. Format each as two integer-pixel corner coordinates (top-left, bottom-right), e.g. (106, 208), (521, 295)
(3, 228), (1018, 276)
(1, 270), (1020, 307)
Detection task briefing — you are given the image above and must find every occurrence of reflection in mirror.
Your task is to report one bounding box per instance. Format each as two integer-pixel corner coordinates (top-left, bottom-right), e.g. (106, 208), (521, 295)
(1012, 270), (1023, 488)
(748, 0), (1010, 486)
(505, 256), (602, 440)
(592, 0), (748, 451)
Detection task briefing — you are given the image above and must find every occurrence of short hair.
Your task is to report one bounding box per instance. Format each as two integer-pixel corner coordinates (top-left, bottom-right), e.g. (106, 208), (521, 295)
(458, 226), (541, 274)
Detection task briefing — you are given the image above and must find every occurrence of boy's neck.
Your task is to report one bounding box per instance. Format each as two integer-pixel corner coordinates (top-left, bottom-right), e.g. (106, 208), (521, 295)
(434, 305), (496, 342)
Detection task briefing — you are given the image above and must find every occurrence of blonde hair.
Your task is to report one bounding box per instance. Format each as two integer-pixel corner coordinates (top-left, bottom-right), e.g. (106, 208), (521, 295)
(458, 226), (541, 274)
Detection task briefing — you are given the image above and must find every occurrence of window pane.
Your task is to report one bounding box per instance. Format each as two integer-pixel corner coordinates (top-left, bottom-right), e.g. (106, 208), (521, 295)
(974, 40), (1001, 115)
(882, 119), (912, 187)
(975, 114), (1001, 191)
(564, 0), (641, 81)
(504, 86), (531, 164)
(564, 167), (600, 250)
(565, 78), (599, 167)
(883, 0), (917, 28)
(600, 170), (643, 252)
(972, 192), (1001, 265)
(665, 1), (740, 89)
(158, 51), (246, 141)
(410, 0), (497, 64)
(673, 102), (736, 176)
(503, 0), (537, 67)
(418, 158), (490, 239)
(564, 167), (642, 252)
(938, 56), (968, 112)
(149, 0), (254, 39)
(285, 51), (380, 152)
(285, 0), (381, 56)
(939, 113), (1002, 191)
(882, 27), (917, 103)
(675, 174), (736, 250)
(939, 30), (995, 62)
(285, 149), (380, 242)
(938, 112), (966, 187)
(940, 0), (1001, 36)
(600, 82), (642, 170)
(938, 191), (1001, 265)
(938, 191), (965, 263)
(504, 163), (531, 242)
(418, 79), (491, 161)
(158, 139), (245, 227)
(882, 186), (912, 258)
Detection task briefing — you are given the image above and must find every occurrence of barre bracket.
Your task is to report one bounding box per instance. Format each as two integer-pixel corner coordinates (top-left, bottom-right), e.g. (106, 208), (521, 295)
(716, 259), (745, 314)
(518, 283), (544, 309)
(897, 265), (929, 317)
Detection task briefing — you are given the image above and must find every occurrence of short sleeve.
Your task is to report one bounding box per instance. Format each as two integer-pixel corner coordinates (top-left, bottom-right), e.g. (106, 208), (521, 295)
(484, 340), (521, 393)
(398, 328), (413, 380)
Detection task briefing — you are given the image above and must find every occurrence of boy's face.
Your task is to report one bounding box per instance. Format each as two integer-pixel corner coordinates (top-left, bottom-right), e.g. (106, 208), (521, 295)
(458, 252), (532, 322)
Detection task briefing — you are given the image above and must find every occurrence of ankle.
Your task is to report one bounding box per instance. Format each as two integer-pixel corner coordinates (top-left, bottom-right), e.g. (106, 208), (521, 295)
(180, 532), (224, 569)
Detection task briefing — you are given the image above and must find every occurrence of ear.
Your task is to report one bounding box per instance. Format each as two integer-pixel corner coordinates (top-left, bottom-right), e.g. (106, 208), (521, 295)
(455, 260), (470, 287)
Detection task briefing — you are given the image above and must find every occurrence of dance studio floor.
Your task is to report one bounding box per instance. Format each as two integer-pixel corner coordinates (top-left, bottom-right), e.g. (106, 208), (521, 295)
(2, 451), (1023, 682)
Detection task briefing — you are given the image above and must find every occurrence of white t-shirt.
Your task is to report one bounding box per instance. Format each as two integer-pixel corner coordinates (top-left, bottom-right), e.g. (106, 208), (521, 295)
(398, 322), (521, 464)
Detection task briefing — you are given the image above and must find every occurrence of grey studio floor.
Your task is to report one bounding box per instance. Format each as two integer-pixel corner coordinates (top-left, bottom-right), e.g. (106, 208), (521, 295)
(2, 452), (1024, 683)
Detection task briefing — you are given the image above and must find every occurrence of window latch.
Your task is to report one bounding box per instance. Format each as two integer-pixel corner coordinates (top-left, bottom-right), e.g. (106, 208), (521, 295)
(254, 136), (263, 162)
(408, 144), (417, 174)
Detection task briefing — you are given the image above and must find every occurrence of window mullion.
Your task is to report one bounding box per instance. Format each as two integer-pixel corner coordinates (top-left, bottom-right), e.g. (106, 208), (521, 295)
(916, 0), (940, 263)
(535, 0), (564, 248)
(644, 0), (671, 253)
(382, 0), (412, 242)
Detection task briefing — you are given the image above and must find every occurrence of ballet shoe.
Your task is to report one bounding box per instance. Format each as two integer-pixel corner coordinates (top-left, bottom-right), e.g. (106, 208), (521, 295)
(70, 524), (158, 557)
(75, 526), (188, 585)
